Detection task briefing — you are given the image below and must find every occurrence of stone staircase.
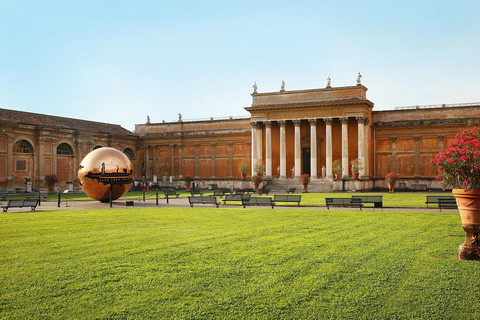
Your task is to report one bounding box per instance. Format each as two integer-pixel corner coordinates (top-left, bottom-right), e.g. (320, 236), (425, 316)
(264, 178), (335, 193)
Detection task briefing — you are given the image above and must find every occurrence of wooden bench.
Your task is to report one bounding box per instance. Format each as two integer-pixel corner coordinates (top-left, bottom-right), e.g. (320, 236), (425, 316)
(242, 196), (275, 209)
(0, 192), (8, 201)
(351, 195), (383, 210)
(189, 190), (204, 196)
(223, 194), (251, 205)
(212, 190), (225, 198)
(425, 196), (456, 208)
(257, 188), (270, 195)
(2, 199), (39, 213)
(325, 198), (363, 210)
(286, 188), (296, 194)
(188, 196), (219, 208)
(163, 190), (180, 199)
(438, 198), (458, 211)
(273, 194), (302, 206)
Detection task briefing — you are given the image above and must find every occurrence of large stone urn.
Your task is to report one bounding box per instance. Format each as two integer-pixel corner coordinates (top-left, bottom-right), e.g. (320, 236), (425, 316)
(453, 189), (480, 260)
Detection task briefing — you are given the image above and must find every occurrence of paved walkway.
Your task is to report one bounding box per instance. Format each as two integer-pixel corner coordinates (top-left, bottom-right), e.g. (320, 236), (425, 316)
(1, 197), (457, 213)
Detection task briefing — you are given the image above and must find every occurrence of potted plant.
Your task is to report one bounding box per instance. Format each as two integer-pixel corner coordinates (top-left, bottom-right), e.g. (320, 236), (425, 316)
(385, 172), (399, 193)
(238, 161), (250, 180)
(299, 174), (310, 193)
(184, 175), (194, 191)
(45, 174), (58, 192)
(254, 160), (266, 178)
(332, 159), (343, 179)
(431, 126), (480, 260)
(350, 158), (363, 179)
(252, 175), (263, 190)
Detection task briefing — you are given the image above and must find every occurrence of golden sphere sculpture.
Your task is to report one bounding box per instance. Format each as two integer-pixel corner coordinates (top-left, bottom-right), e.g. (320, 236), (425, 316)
(77, 147), (133, 202)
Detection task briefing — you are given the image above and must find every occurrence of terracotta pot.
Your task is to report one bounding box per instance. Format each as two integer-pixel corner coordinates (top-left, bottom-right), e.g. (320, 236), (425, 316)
(253, 183), (260, 190)
(453, 189), (480, 260)
(302, 183), (308, 193)
(257, 174), (263, 179)
(240, 173), (247, 180)
(185, 182), (192, 191)
(48, 184), (54, 192)
(353, 173), (359, 180)
(388, 182), (395, 193)
(334, 173), (341, 179)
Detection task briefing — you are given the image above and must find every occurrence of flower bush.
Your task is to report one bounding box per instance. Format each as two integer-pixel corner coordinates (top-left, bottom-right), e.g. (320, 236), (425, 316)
(45, 174), (58, 185)
(431, 127), (480, 189)
(183, 175), (194, 183)
(385, 172), (399, 184)
(299, 174), (310, 184)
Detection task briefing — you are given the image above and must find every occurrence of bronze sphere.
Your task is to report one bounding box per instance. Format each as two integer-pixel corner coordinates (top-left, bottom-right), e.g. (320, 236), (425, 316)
(77, 147), (133, 202)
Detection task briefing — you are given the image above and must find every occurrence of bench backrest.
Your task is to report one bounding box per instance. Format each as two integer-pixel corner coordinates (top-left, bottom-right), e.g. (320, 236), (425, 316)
(248, 197), (273, 204)
(24, 199), (39, 206)
(351, 195), (382, 202)
(8, 199), (25, 206)
(225, 194), (250, 201)
(163, 190), (178, 195)
(274, 195), (302, 202)
(426, 196), (455, 202)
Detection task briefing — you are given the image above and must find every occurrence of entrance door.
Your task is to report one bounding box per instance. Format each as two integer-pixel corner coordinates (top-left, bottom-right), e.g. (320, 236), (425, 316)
(302, 148), (311, 175)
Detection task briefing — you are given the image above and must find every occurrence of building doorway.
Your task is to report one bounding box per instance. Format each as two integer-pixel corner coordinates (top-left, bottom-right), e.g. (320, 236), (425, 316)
(302, 148), (311, 175)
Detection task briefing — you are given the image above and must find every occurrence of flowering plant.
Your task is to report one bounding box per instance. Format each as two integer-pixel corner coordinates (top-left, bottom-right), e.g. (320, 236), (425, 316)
(183, 175), (194, 183)
(385, 172), (399, 184)
(299, 174), (310, 184)
(45, 174), (58, 184)
(252, 175), (263, 184)
(431, 127), (480, 189)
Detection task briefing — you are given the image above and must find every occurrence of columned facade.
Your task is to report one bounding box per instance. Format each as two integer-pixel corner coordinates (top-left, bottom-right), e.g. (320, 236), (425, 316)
(245, 85), (374, 184)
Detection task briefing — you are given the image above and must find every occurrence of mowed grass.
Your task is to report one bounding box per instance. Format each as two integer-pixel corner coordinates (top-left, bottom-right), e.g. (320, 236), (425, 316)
(1, 206), (479, 319)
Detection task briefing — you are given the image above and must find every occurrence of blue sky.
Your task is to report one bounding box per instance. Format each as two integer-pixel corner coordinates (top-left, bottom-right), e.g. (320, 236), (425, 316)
(0, 0), (479, 131)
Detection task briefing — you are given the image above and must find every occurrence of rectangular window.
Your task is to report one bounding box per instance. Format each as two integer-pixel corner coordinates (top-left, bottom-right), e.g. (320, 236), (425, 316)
(16, 160), (27, 171)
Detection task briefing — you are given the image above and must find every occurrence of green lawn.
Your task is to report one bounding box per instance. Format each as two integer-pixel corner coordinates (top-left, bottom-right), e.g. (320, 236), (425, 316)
(1, 206), (478, 319)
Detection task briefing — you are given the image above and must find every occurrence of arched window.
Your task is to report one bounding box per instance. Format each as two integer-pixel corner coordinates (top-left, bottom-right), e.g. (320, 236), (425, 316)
(13, 140), (33, 153)
(93, 145), (103, 150)
(124, 148), (135, 159)
(57, 143), (73, 155)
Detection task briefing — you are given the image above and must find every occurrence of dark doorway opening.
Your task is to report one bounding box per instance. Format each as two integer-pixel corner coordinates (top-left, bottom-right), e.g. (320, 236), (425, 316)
(302, 148), (311, 175)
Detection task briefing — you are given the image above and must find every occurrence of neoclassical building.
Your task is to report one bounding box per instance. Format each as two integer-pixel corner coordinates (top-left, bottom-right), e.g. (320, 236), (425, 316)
(1, 82), (479, 192)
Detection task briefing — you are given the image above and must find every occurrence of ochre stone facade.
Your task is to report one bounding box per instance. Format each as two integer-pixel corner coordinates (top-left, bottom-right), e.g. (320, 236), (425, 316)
(1, 84), (480, 192)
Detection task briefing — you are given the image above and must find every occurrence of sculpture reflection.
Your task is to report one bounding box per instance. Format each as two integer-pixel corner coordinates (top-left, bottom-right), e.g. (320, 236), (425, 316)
(78, 147), (133, 202)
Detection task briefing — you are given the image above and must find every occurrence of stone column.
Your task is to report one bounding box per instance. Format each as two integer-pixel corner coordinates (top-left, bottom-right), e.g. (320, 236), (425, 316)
(414, 136), (421, 177)
(228, 142), (233, 178)
(309, 119), (318, 179)
(265, 121), (272, 178)
(356, 116), (366, 177)
(144, 145), (149, 178)
(391, 137), (398, 173)
(279, 120), (287, 179)
(438, 135), (445, 152)
(194, 143), (200, 178)
(293, 120), (301, 178)
(36, 137), (45, 184)
(211, 143), (216, 178)
(340, 117), (349, 178)
(324, 118), (333, 178)
(364, 118), (370, 177)
(152, 146), (157, 178)
(169, 145), (175, 177)
(251, 122), (258, 172)
(178, 144), (183, 178)
(256, 122), (263, 165)
(52, 138), (58, 174)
